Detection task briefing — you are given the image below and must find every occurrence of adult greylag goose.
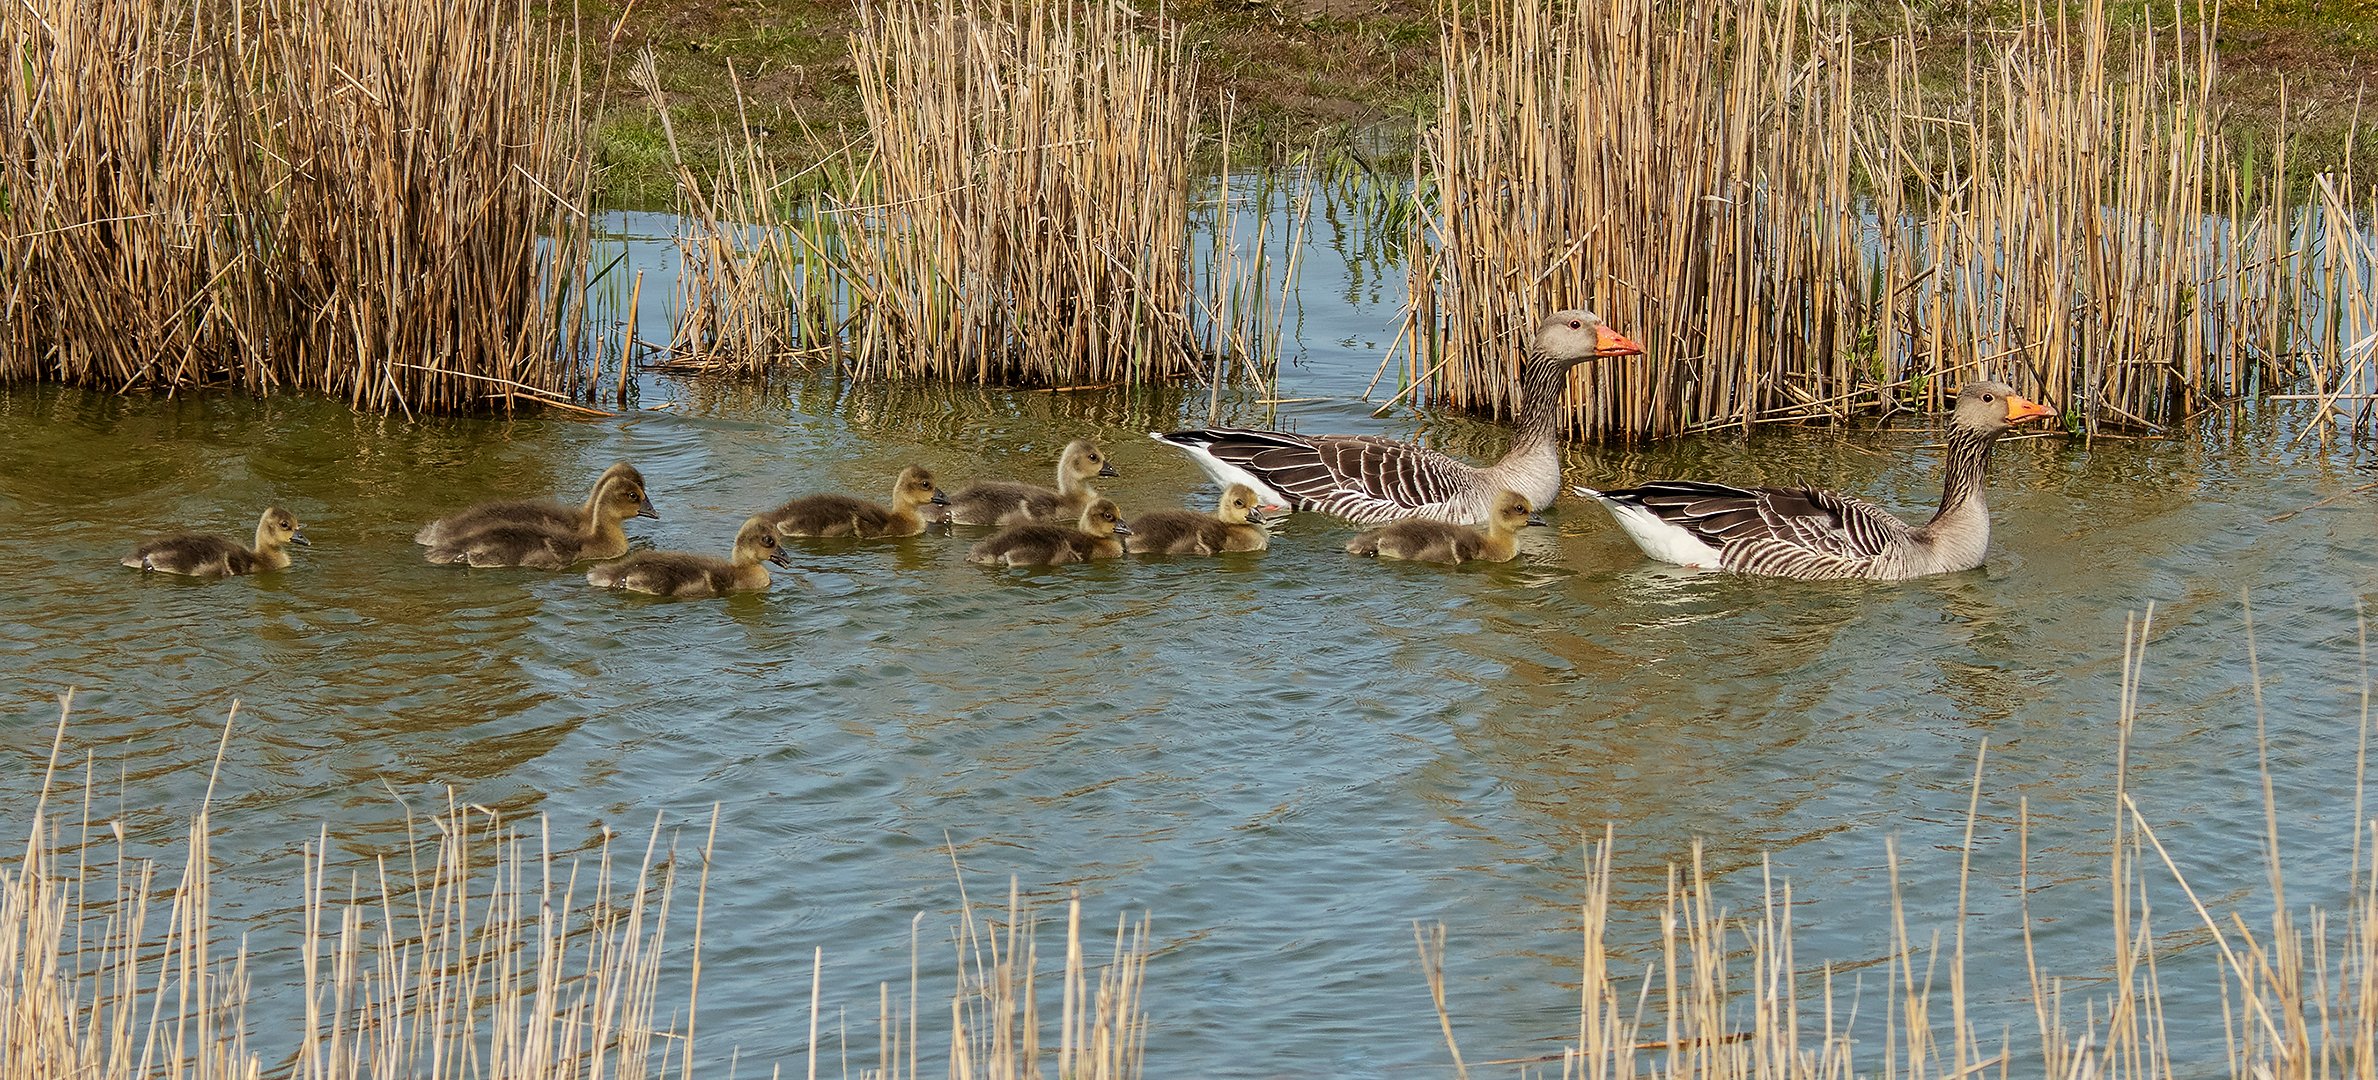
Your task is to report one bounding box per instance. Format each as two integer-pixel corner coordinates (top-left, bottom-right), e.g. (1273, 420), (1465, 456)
(415, 462), (656, 548)
(768, 466), (949, 538)
(945, 440), (1118, 526)
(424, 475), (655, 569)
(1345, 490), (1539, 565)
(1125, 484), (1280, 555)
(123, 507), (308, 577)
(585, 516), (794, 596)
(1153, 310), (1643, 524)
(966, 498), (1130, 567)
(1575, 381), (2056, 580)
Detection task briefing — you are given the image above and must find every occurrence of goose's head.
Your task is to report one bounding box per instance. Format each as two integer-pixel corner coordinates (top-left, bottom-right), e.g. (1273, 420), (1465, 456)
(257, 507), (308, 549)
(734, 516), (796, 569)
(894, 465), (946, 509)
(595, 473), (658, 523)
(1215, 483), (1280, 525)
(1534, 309), (1645, 366)
(1952, 381), (2056, 435)
(1078, 498), (1129, 538)
(1060, 440), (1118, 481)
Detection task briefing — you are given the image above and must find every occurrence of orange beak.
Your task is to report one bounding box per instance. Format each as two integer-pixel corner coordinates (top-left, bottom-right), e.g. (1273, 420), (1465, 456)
(2004, 395), (2056, 423)
(1594, 324), (1645, 357)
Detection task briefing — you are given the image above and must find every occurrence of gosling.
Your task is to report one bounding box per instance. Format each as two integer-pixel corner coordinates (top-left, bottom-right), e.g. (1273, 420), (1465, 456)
(945, 440), (1117, 526)
(767, 465), (949, 539)
(1124, 484), (1279, 555)
(966, 498), (1131, 567)
(585, 516), (795, 597)
(415, 462), (657, 552)
(123, 507), (309, 577)
(424, 474), (654, 569)
(1345, 490), (1539, 565)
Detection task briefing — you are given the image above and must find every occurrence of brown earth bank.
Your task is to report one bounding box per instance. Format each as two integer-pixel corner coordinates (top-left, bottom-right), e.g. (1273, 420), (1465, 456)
(570, 0), (2375, 207)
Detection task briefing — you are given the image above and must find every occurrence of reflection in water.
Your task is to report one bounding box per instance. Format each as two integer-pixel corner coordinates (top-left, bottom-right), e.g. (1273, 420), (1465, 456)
(6, 227), (2378, 1077)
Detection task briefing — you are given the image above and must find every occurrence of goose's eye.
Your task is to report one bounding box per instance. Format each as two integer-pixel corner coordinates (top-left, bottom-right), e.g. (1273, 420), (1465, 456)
(1568, 320), (1583, 330)
(1981, 393), (1995, 403)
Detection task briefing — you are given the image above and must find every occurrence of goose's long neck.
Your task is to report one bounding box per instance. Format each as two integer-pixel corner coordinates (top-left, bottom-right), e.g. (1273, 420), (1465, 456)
(1917, 422), (1997, 542)
(1511, 356), (1574, 448)
(1481, 356), (1576, 505)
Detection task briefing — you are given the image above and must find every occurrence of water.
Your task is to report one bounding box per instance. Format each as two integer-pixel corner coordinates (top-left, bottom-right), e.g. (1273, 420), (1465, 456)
(3, 209), (2377, 1077)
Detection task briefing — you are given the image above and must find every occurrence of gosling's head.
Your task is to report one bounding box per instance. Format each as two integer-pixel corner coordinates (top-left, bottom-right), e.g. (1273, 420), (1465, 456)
(1078, 497), (1128, 538)
(894, 465), (946, 508)
(1951, 381), (2056, 436)
(1488, 490), (1540, 535)
(597, 462), (649, 489)
(1215, 483), (1279, 525)
(257, 507), (308, 549)
(1060, 440), (1118, 481)
(597, 472), (658, 523)
(1533, 309), (1645, 366)
(733, 515), (796, 569)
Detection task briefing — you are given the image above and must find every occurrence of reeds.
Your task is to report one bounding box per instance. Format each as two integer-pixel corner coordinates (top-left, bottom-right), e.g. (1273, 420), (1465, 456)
(1407, 0), (2378, 440)
(0, 0), (595, 414)
(655, 2), (1310, 390)
(1422, 607), (2378, 1077)
(2, 700), (1149, 1080)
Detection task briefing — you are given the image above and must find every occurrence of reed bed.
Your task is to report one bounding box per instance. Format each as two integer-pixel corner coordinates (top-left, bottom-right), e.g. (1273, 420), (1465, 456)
(656, 1), (1308, 390)
(0, 0), (595, 414)
(1408, 0), (2378, 440)
(1, 702), (1149, 1080)
(8, 605), (2378, 1078)
(1424, 607), (2378, 1078)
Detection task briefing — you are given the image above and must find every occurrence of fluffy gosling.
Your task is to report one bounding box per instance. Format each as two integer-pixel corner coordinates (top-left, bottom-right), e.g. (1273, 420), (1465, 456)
(123, 507), (308, 577)
(945, 440), (1117, 526)
(415, 462), (657, 552)
(966, 498), (1131, 567)
(1124, 484), (1279, 555)
(585, 516), (795, 597)
(1344, 490), (1539, 565)
(768, 465), (948, 538)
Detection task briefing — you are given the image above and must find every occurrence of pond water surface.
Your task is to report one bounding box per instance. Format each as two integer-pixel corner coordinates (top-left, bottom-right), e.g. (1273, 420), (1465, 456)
(2, 210), (2376, 1077)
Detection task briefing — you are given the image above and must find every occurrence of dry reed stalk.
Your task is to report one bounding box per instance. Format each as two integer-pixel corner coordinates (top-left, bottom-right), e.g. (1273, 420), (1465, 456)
(829, 0), (1207, 387)
(1410, 0), (2377, 441)
(4, 698), (1151, 1080)
(1431, 604), (2378, 1078)
(0, 0), (594, 414)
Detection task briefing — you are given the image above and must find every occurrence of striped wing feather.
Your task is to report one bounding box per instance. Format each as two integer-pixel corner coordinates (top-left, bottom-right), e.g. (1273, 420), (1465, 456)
(1185, 429), (1475, 522)
(1614, 480), (1913, 567)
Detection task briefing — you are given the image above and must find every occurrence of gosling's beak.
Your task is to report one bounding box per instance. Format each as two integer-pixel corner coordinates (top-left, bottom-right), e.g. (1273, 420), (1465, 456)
(1594, 324), (1646, 358)
(1250, 504), (1288, 523)
(1112, 522), (1133, 536)
(931, 491), (951, 506)
(1098, 463), (1120, 478)
(290, 530), (312, 546)
(637, 496), (660, 520)
(768, 547), (795, 569)
(1526, 515), (1549, 528)
(2005, 395), (2056, 423)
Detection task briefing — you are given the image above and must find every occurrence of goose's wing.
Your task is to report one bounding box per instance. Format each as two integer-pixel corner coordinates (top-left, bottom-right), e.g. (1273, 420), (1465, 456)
(1601, 480), (1912, 560)
(1155, 428), (1476, 523)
